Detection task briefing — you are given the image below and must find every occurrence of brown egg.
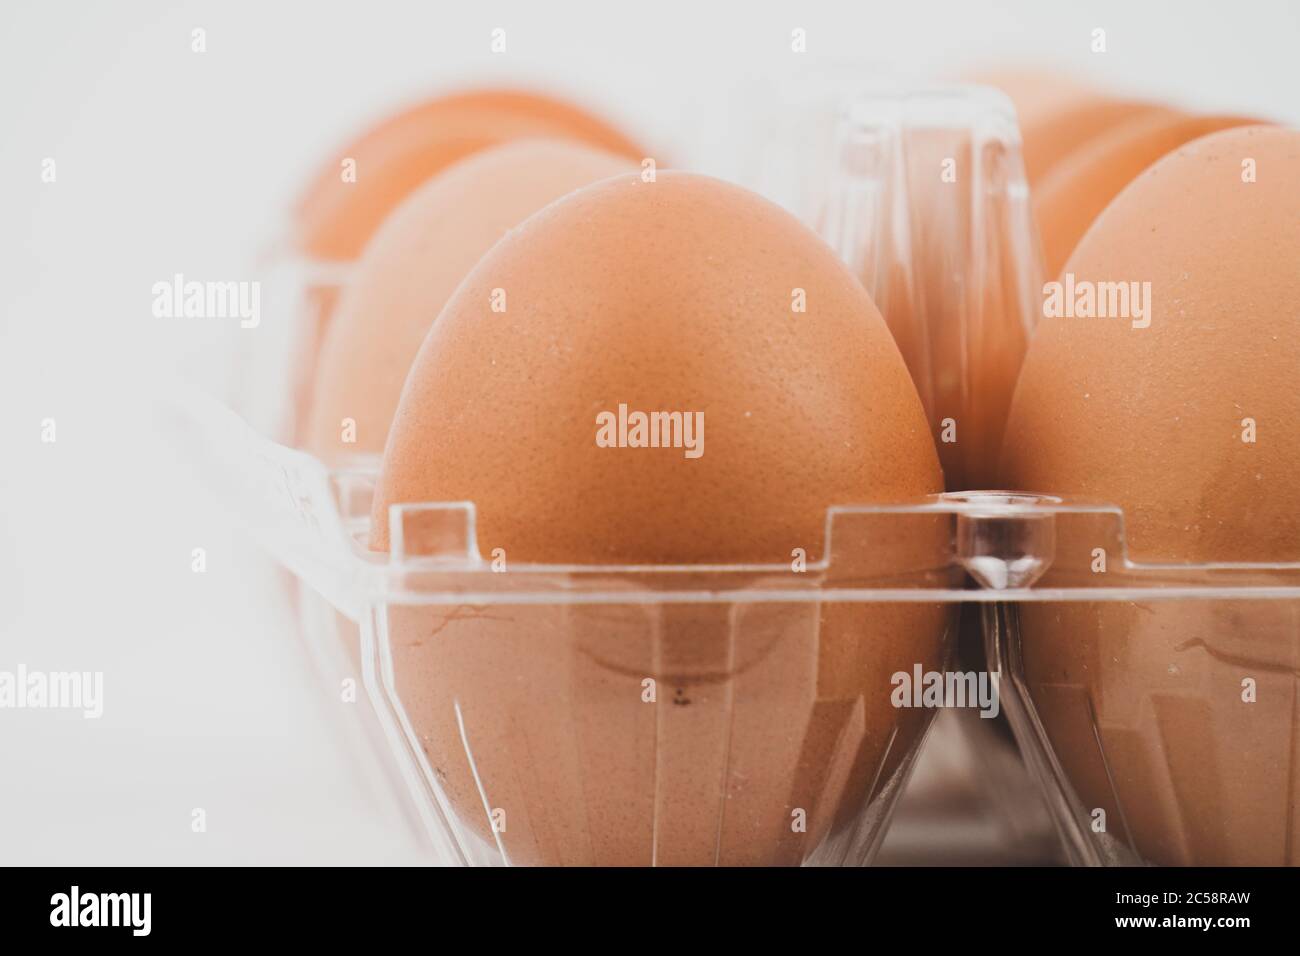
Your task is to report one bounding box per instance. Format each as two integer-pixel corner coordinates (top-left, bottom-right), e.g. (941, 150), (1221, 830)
(1020, 98), (1162, 186)
(294, 89), (645, 263)
(967, 71), (1159, 186)
(371, 173), (952, 865)
(373, 172), (941, 563)
(306, 139), (634, 462)
(1035, 110), (1259, 278)
(286, 91), (644, 448)
(1001, 126), (1300, 865)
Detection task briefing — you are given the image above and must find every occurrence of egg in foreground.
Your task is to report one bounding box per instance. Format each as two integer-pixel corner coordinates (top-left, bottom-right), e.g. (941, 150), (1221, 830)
(1002, 126), (1300, 865)
(371, 172), (942, 562)
(371, 172), (953, 864)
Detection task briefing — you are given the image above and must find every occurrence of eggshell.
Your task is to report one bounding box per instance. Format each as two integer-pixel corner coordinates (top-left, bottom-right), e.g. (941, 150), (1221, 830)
(294, 89), (644, 262)
(371, 172), (951, 864)
(1004, 125), (1300, 559)
(1001, 126), (1300, 865)
(1034, 110), (1259, 278)
(306, 139), (634, 461)
(372, 172), (942, 563)
(969, 71), (1159, 186)
(285, 91), (644, 448)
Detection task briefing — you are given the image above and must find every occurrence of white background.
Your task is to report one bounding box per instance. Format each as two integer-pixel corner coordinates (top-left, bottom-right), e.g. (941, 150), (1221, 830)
(1, 0), (1297, 864)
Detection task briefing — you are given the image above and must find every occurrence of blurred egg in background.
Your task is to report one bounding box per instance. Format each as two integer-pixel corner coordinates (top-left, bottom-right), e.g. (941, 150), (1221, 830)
(306, 138), (637, 461)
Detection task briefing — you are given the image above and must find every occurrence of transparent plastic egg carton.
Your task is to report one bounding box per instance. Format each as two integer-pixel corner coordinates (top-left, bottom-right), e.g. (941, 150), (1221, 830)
(160, 390), (1300, 866)
(231, 243), (356, 449)
(163, 79), (1300, 866)
(966, 497), (1300, 867)
(353, 489), (1300, 868)
(785, 82), (1056, 861)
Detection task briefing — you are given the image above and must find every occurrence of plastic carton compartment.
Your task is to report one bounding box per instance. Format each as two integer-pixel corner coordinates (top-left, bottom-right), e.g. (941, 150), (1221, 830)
(969, 499), (1300, 866)
(165, 392), (1300, 865)
(368, 487), (966, 866)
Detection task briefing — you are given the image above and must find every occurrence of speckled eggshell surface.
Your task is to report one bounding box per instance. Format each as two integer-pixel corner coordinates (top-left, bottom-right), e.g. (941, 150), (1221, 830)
(306, 139), (634, 461)
(1033, 110), (1259, 279)
(369, 171), (942, 564)
(368, 173), (951, 866)
(1001, 125), (1300, 866)
(1003, 125), (1300, 562)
